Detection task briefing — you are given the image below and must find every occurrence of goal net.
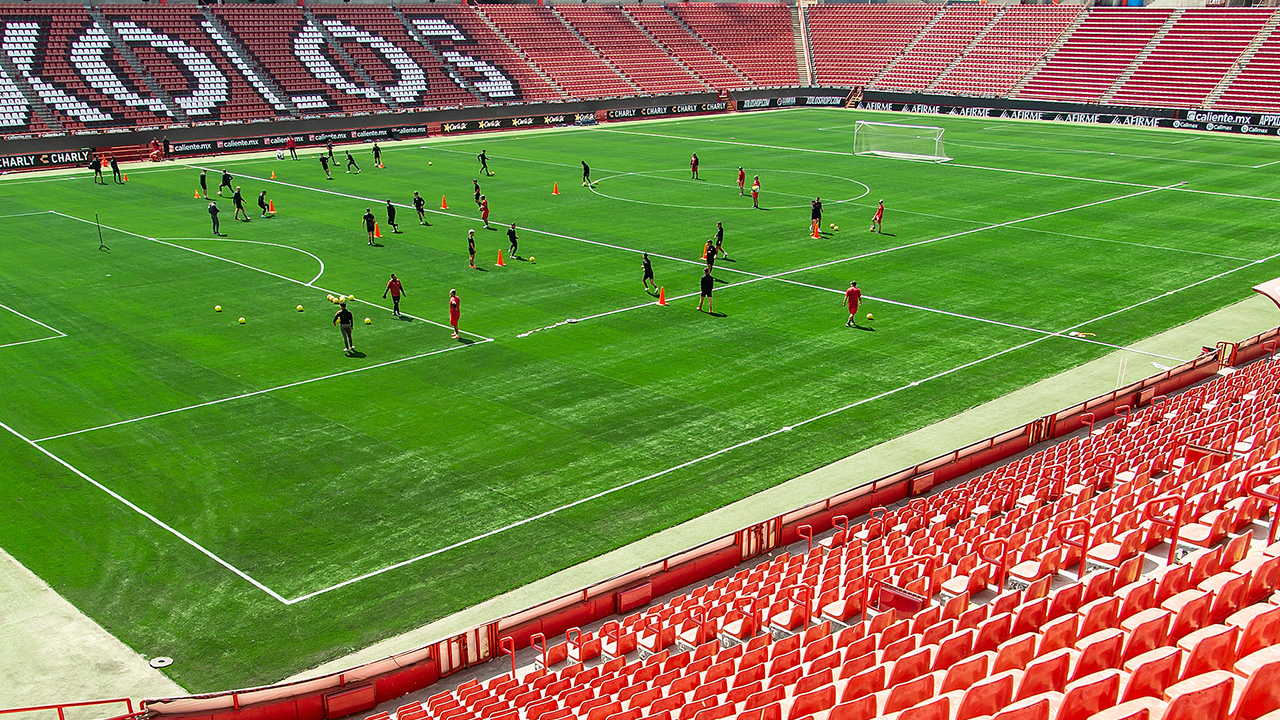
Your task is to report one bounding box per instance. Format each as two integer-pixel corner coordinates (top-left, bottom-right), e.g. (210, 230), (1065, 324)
(853, 121), (950, 163)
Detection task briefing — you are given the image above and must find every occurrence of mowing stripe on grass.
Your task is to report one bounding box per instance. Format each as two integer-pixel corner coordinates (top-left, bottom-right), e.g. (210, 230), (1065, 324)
(0, 417), (288, 603)
(34, 340), (491, 443)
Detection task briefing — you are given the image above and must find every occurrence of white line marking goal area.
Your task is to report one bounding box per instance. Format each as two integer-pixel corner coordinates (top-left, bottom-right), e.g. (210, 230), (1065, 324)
(0, 300), (68, 351)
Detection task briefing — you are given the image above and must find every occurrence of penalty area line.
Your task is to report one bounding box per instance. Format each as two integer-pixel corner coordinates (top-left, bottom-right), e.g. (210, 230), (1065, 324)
(48, 211), (491, 341)
(0, 417), (291, 603)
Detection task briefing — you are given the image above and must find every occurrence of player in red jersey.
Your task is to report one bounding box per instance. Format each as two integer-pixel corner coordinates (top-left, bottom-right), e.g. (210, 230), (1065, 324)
(845, 281), (862, 328)
(691, 153), (700, 180)
(751, 176), (760, 209)
(449, 289), (461, 339)
(383, 273), (405, 318)
(737, 166), (746, 195)
(479, 195), (490, 229)
(870, 199), (884, 233)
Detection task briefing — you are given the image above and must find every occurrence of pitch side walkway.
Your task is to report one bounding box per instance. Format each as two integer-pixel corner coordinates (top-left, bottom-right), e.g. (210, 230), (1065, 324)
(287, 292), (1280, 682)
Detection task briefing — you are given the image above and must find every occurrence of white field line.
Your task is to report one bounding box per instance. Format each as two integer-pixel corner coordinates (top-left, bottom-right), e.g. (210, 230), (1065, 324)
(0, 300), (68, 351)
(517, 248), (1187, 361)
(290, 260), (1241, 602)
(0, 417), (289, 602)
(951, 163), (1280, 204)
(1254, 160), (1280, 169)
(157, 237), (327, 286)
(0, 210), (56, 220)
(433, 146), (1257, 263)
(431, 146), (868, 206)
(0, 300), (67, 337)
(48, 211), (490, 341)
(944, 139), (1252, 168)
(34, 341), (489, 444)
(1014, 226), (1255, 262)
(284, 331), (1051, 603)
(595, 129), (1280, 204)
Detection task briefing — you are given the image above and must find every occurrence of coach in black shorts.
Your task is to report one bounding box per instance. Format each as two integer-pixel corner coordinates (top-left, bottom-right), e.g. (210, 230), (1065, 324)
(697, 266), (714, 314)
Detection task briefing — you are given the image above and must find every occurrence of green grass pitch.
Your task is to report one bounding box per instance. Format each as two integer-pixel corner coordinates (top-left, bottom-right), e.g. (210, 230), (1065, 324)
(1, 108), (1279, 690)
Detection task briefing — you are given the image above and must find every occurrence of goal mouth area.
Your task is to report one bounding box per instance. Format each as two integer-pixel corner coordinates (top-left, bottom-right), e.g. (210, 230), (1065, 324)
(854, 150), (953, 163)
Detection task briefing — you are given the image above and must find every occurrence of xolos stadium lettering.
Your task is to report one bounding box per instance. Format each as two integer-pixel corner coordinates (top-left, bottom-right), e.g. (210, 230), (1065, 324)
(0, 16), (520, 124)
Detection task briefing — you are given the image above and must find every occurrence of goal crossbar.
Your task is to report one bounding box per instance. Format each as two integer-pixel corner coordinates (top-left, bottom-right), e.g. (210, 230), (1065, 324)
(853, 120), (951, 163)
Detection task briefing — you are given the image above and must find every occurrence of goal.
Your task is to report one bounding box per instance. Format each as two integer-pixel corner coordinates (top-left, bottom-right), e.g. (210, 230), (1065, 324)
(853, 121), (951, 163)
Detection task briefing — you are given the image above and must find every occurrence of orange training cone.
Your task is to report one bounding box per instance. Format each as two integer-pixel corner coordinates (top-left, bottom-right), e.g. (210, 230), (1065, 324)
(657, 287), (667, 306)
(270, 171), (276, 179)
(701, 246), (707, 260)
(268, 200), (275, 214)
(121, 173), (128, 182)
(374, 222), (383, 239)
(195, 190), (201, 199)
(812, 224), (821, 240)
(441, 195), (448, 210)
(495, 250), (506, 267)
(552, 182), (559, 195)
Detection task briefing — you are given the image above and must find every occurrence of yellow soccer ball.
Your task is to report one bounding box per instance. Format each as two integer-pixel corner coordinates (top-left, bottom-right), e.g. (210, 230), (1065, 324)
(364, 317), (372, 325)
(529, 256), (535, 263)
(834, 225), (839, 231)
(296, 305), (304, 312)
(428, 161), (433, 166)
(348, 294), (356, 300)
(215, 305), (222, 312)
(238, 317), (246, 324)
(866, 313), (874, 320)
(829, 223), (835, 229)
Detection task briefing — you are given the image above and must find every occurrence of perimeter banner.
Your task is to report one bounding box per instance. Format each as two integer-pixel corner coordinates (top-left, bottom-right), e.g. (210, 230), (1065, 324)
(168, 125), (432, 158)
(0, 148), (93, 170)
(853, 101), (1280, 137)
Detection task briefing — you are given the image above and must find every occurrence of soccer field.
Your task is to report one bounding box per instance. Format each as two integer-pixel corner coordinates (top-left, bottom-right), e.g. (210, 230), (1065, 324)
(2, 108), (1279, 690)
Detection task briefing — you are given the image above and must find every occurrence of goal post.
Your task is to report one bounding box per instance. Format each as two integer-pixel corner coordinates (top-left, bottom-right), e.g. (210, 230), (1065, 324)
(853, 121), (951, 163)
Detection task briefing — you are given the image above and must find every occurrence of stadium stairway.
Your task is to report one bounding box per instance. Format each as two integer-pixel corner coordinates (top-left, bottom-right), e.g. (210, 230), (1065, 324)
(367, 357), (1280, 720)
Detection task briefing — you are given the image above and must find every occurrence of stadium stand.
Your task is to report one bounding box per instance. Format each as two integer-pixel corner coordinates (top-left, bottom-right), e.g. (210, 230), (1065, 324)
(555, 5), (707, 96)
(621, 5), (747, 91)
(928, 5), (1083, 98)
(0, 3), (160, 130)
(209, 4), (345, 114)
(97, 5), (283, 123)
(870, 5), (1003, 93)
(666, 3), (797, 87)
(1107, 8), (1276, 110)
(476, 4), (634, 100)
(806, 4), (942, 89)
(399, 5), (563, 104)
(1015, 8), (1175, 105)
(1202, 13), (1280, 112)
(371, 355), (1280, 720)
(308, 5), (480, 110)
(5, 4), (1280, 137)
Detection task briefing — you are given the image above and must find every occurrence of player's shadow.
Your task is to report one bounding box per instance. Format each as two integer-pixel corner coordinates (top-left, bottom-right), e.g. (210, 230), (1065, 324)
(879, 232), (897, 237)
(849, 324), (876, 332)
(456, 336), (478, 345)
(396, 315), (413, 322)
(473, 266), (489, 272)
(484, 227), (499, 231)
(708, 311), (727, 318)
(347, 350), (368, 358)
(369, 242), (384, 248)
